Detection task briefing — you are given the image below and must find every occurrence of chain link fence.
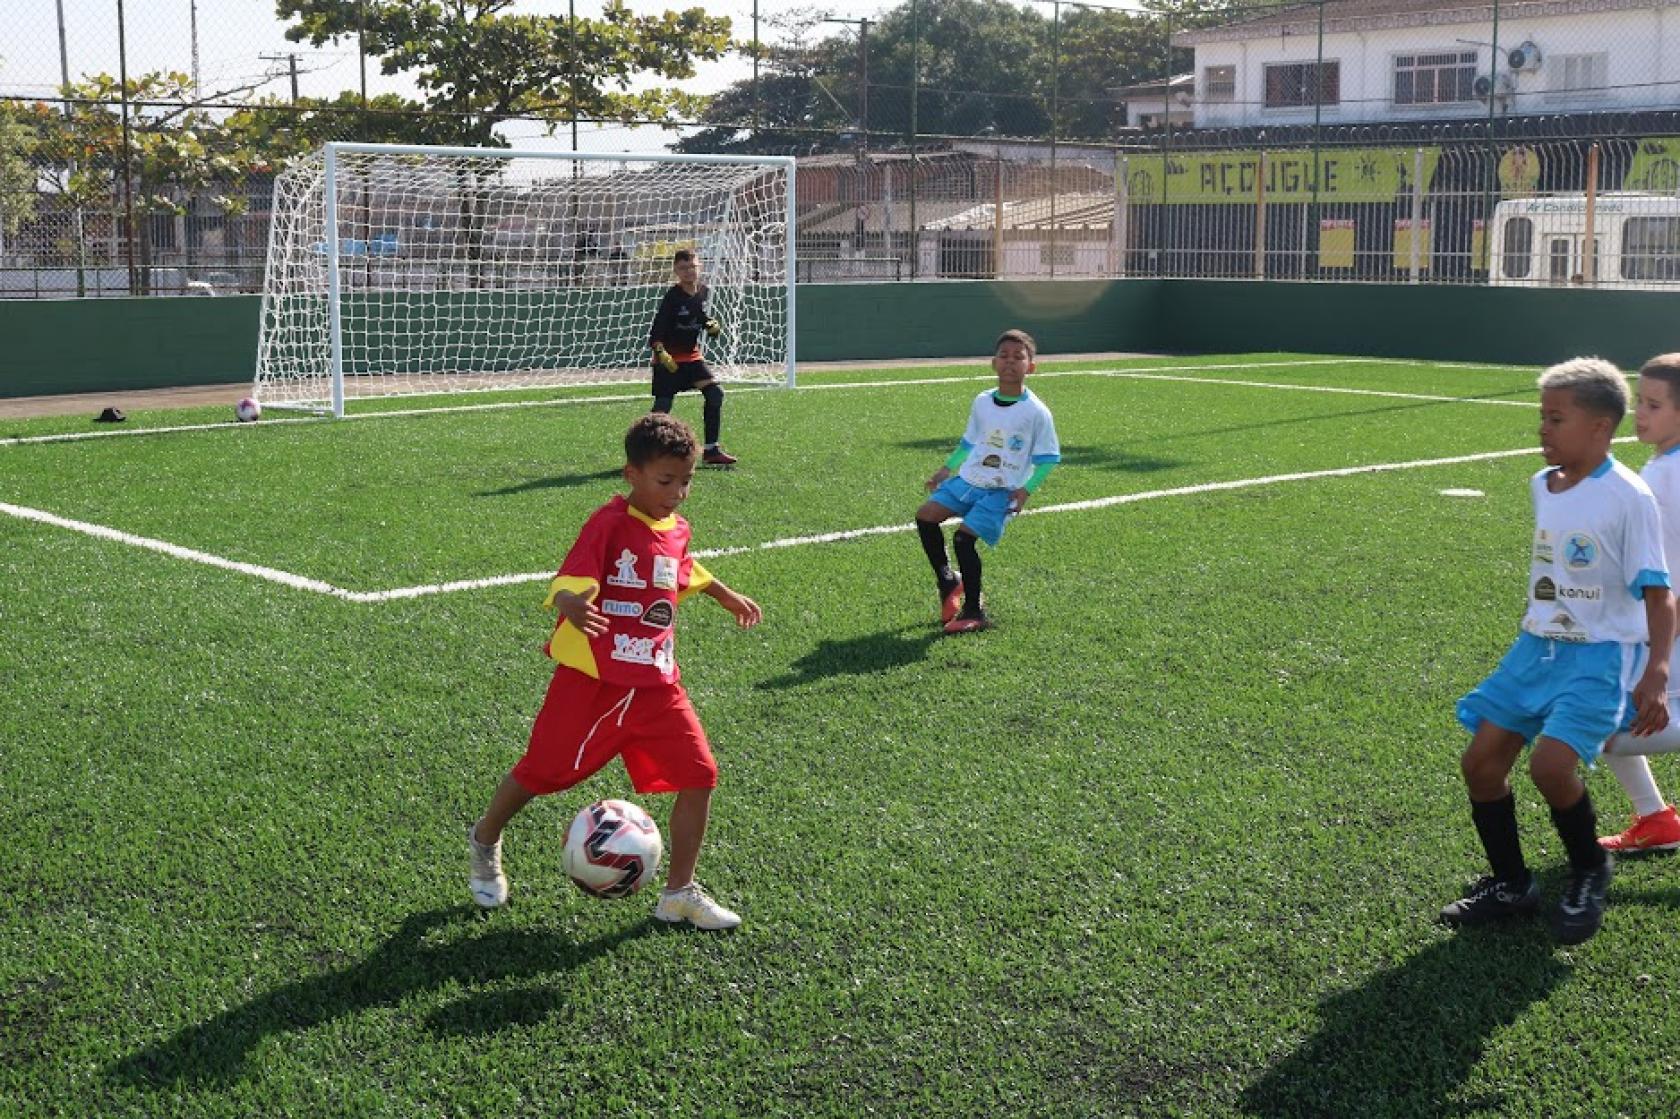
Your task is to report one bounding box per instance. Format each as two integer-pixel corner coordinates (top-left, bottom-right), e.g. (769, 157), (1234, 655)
(3, 0), (1679, 296)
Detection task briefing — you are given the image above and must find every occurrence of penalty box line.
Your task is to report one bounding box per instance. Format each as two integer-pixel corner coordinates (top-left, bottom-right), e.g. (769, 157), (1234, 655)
(360, 438), (1597, 602)
(0, 375), (1558, 603)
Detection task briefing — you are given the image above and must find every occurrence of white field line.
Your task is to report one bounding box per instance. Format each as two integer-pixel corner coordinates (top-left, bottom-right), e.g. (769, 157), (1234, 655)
(0, 363), (1558, 603)
(0, 356), (1523, 448)
(1088, 369), (1536, 406)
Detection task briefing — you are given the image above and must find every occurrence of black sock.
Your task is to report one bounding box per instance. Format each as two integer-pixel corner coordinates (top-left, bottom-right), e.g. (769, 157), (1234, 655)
(1470, 793), (1527, 885)
(701, 383), (723, 446)
(953, 531), (982, 612)
(917, 520), (953, 585)
(1551, 789), (1608, 872)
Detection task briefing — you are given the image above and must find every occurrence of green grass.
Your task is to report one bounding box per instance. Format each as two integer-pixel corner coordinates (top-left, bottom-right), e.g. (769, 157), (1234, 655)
(5, 352), (1679, 1117)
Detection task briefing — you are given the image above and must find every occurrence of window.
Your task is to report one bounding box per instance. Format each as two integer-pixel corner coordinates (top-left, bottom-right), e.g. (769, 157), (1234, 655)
(1264, 61), (1339, 108)
(1502, 216), (1533, 279)
(1204, 65), (1236, 103)
(1393, 51), (1477, 106)
(1622, 217), (1680, 282)
(1548, 53), (1609, 102)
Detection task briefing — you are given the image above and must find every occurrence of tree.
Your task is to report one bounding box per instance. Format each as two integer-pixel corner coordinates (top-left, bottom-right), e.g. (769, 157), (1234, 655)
(0, 99), (38, 247)
(26, 71), (279, 292)
(677, 0), (1265, 151)
(275, 0), (734, 147)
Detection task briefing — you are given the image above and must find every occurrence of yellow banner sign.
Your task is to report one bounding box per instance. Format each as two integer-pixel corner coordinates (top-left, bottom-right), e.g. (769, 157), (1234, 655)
(1318, 219), (1355, 269)
(1628, 137), (1680, 194)
(1122, 147), (1442, 205)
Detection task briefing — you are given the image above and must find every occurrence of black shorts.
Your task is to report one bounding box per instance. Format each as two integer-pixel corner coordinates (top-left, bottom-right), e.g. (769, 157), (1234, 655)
(651, 359), (714, 398)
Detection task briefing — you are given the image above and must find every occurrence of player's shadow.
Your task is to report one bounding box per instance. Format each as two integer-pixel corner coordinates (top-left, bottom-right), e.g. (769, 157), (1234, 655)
(108, 907), (655, 1089)
(759, 625), (941, 688)
(478, 467), (623, 496)
(1240, 923), (1571, 1117)
(1142, 394), (1532, 447)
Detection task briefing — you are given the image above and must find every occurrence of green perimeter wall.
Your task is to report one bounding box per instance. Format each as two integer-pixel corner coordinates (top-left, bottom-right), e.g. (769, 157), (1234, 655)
(4, 279), (1679, 398)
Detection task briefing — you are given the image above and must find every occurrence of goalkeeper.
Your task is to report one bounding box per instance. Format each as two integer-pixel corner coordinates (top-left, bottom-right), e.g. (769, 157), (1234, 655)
(648, 248), (737, 467)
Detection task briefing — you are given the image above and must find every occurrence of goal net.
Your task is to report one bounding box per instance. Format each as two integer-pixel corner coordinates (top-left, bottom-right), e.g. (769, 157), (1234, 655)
(255, 143), (795, 415)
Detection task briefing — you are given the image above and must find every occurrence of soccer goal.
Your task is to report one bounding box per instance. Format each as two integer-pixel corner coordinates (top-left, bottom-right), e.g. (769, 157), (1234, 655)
(255, 143), (796, 416)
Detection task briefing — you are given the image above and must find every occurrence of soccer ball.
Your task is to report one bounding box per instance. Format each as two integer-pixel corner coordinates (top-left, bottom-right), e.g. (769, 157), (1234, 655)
(234, 397), (262, 423)
(563, 798), (663, 899)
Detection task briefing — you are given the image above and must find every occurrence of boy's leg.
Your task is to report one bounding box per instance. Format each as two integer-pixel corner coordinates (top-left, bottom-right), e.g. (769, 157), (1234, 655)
(651, 394), (675, 414)
(468, 772), (535, 909)
(916, 500), (963, 621)
(949, 529), (986, 626)
(1599, 752), (1680, 851)
(1441, 722), (1539, 926)
(700, 382), (723, 447)
(1532, 736), (1615, 944)
(655, 787), (741, 930)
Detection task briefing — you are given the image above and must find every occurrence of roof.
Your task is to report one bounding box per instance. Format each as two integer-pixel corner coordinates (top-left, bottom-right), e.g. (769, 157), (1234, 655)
(1175, 0), (1680, 45)
(1109, 73), (1194, 99)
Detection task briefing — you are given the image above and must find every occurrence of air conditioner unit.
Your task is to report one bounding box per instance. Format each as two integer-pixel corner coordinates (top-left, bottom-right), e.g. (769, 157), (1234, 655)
(1507, 41), (1543, 72)
(1473, 72), (1517, 101)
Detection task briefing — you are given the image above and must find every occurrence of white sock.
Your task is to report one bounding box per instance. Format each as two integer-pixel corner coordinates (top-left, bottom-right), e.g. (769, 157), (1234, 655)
(1605, 753), (1667, 817)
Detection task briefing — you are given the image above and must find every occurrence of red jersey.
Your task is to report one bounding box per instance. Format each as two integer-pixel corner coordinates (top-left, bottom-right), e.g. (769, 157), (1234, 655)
(541, 495), (713, 686)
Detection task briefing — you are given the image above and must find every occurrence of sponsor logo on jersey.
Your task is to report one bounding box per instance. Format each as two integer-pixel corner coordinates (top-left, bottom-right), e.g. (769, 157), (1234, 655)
(1534, 529), (1554, 565)
(1565, 533), (1599, 571)
(1534, 576), (1556, 601)
(652, 554), (679, 590)
(601, 599), (642, 616)
(981, 453), (1003, 469)
(1008, 434), (1025, 452)
(986, 430), (1006, 449)
(611, 633), (673, 670)
(607, 548), (647, 588)
(640, 600), (675, 628)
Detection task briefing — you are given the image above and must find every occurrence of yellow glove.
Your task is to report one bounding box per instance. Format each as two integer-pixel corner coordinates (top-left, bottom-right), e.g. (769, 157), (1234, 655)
(704, 318), (722, 339)
(653, 346), (678, 374)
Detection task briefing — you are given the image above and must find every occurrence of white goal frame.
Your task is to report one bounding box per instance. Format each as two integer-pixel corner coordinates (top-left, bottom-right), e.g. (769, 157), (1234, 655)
(255, 142), (797, 417)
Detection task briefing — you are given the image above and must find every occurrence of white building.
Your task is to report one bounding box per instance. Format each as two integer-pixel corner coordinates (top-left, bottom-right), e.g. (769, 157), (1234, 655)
(1175, 0), (1680, 129)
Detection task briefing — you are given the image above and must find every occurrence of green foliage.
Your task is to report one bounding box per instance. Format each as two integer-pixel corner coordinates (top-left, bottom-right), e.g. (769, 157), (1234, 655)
(275, 0), (733, 146)
(0, 99), (38, 239)
(680, 0), (1262, 150)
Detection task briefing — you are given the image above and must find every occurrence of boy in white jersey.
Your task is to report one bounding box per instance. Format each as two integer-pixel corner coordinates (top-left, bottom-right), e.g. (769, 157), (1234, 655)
(1599, 354), (1680, 851)
(1442, 358), (1674, 945)
(915, 329), (1061, 634)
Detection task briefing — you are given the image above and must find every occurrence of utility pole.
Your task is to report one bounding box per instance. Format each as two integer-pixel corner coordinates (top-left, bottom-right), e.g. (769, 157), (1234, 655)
(55, 0), (87, 295)
(261, 53), (302, 104)
(190, 0), (201, 97)
(822, 17), (870, 153)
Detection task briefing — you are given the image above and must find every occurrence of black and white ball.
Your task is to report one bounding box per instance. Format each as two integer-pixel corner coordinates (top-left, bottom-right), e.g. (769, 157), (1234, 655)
(563, 798), (663, 898)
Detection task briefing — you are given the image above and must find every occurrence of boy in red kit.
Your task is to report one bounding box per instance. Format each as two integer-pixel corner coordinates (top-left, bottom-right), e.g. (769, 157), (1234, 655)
(467, 414), (762, 929)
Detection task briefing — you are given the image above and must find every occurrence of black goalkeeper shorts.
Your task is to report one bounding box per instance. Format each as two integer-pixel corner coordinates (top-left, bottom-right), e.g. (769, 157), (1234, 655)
(651, 359), (715, 397)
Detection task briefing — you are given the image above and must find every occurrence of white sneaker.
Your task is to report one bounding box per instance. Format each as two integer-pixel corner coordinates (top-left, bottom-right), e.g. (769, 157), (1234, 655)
(467, 821), (508, 908)
(654, 881), (740, 930)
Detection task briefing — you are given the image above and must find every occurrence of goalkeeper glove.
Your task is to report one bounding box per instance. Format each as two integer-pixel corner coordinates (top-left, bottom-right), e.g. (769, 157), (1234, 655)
(653, 346), (678, 374)
(704, 318), (722, 339)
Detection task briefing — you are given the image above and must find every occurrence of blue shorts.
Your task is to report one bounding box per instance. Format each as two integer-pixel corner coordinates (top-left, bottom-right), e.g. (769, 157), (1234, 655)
(928, 476), (1017, 547)
(1456, 631), (1646, 764)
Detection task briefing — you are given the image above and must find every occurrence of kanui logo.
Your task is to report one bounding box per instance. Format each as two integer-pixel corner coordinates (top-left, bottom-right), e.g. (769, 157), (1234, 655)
(640, 601), (675, 628)
(1534, 576), (1557, 601)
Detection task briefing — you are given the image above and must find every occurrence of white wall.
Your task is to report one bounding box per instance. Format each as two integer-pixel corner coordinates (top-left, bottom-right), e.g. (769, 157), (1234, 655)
(1189, 7), (1677, 128)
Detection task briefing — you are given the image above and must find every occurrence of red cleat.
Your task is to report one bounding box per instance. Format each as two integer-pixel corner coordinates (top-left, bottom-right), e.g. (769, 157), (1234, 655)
(943, 609), (990, 635)
(1600, 804), (1680, 852)
(702, 447), (738, 467)
(940, 578), (964, 624)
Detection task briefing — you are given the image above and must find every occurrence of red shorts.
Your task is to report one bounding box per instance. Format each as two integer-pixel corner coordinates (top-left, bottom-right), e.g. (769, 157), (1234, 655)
(512, 666), (717, 796)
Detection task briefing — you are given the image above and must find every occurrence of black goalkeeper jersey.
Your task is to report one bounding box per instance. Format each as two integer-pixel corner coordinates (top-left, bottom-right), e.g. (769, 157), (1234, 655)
(648, 282), (710, 362)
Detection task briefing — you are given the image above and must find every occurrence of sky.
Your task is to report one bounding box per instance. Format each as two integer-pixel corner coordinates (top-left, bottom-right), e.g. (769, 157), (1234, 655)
(0, 0), (911, 151)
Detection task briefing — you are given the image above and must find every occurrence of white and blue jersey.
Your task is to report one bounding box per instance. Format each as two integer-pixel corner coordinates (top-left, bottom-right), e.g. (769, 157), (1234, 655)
(1458, 456), (1671, 762)
(1521, 457), (1668, 645)
(955, 389), (1059, 492)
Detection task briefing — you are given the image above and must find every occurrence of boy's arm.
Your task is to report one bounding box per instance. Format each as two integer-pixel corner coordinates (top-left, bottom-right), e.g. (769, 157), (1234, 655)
(927, 440), (973, 491)
(1632, 586), (1675, 736)
(701, 576), (762, 629)
(648, 288), (677, 349)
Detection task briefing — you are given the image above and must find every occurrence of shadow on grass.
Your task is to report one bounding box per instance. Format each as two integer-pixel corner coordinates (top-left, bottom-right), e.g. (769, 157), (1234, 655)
(108, 907), (655, 1089)
(896, 436), (1179, 476)
(478, 467), (623, 496)
(1241, 924), (1571, 1118)
(759, 625), (942, 688)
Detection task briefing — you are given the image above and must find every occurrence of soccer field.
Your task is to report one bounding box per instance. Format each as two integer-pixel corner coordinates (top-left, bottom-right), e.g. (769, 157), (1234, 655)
(6, 352), (1679, 1117)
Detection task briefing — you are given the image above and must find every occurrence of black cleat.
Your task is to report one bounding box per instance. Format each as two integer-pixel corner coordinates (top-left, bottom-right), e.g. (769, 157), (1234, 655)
(1439, 874), (1540, 927)
(1551, 856), (1614, 945)
(702, 447), (738, 467)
